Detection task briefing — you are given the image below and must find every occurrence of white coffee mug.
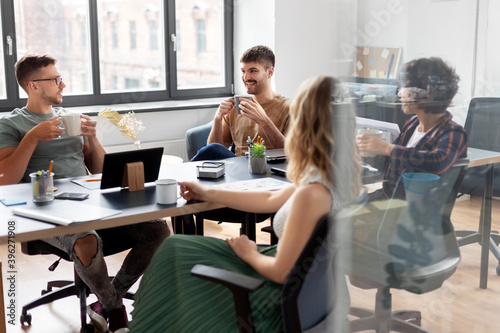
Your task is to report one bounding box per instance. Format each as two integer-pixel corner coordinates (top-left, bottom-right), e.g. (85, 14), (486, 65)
(234, 95), (254, 114)
(61, 113), (82, 136)
(357, 128), (383, 158)
(155, 179), (178, 205)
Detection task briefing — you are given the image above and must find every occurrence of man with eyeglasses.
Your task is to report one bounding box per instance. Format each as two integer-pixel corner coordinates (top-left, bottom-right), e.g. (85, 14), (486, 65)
(0, 54), (170, 333)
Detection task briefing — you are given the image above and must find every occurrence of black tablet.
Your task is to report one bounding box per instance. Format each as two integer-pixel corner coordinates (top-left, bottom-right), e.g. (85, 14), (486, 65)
(100, 147), (164, 189)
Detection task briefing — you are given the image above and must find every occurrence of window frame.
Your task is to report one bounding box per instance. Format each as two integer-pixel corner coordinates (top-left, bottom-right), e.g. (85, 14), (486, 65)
(0, 0), (233, 111)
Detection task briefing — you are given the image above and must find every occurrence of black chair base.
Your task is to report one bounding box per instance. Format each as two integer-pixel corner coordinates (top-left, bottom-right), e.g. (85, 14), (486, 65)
(349, 287), (428, 333)
(20, 269), (134, 332)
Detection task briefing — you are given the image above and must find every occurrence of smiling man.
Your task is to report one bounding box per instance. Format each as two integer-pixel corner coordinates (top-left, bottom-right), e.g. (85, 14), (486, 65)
(193, 45), (291, 160)
(0, 54), (170, 332)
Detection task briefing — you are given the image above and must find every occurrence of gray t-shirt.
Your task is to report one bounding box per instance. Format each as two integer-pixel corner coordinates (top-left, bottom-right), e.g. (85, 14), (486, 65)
(0, 107), (88, 182)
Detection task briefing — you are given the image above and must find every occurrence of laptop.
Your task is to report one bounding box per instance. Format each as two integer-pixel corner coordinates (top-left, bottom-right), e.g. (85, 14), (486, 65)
(265, 148), (287, 162)
(245, 148), (287, 162)
(270, 165), (287, 177)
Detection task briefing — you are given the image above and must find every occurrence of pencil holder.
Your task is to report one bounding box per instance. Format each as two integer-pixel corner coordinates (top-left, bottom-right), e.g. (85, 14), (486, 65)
(249, 157), (267, 174)
(30, 172), (55, 202)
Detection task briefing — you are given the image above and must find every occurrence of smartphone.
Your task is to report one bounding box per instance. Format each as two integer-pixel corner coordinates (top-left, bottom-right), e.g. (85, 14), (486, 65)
(54, 192), (89, 200)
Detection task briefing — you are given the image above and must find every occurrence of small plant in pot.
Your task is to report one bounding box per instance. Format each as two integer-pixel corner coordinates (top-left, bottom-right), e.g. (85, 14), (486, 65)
(248, 138), (267, 174)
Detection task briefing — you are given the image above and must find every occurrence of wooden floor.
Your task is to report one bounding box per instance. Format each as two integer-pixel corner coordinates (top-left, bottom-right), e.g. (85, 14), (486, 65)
(2, 196), (500, 332)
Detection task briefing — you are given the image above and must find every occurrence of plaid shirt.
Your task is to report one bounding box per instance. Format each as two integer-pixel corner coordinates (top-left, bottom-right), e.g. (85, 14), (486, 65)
(383, 111), (468, 198)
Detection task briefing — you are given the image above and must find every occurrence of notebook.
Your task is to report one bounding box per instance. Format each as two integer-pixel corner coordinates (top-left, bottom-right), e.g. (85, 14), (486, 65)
(12, 201), (122, 226)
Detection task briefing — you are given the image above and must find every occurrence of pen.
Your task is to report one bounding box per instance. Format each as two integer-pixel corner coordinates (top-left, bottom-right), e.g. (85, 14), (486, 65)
(86, 179), (101, 182)
(48, 160), (53, 174)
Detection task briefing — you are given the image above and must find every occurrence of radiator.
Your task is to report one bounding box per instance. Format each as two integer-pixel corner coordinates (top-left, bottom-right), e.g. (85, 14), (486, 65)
(104, 139), (187, 162)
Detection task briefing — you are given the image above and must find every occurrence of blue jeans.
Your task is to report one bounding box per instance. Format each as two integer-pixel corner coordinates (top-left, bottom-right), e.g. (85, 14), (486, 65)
(190, 143), (236, 162)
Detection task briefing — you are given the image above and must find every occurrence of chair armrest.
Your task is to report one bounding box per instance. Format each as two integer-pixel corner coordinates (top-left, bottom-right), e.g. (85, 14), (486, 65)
(191, 264), (264, 292)
(191, 264), (264, 332)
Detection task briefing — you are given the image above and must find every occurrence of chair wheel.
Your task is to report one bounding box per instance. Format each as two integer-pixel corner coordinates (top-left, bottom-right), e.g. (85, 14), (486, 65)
(20, 313), (32, 326)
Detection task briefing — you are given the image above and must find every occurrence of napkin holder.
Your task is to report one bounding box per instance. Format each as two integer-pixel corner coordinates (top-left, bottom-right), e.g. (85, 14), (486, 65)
(197, 162), (225, 179)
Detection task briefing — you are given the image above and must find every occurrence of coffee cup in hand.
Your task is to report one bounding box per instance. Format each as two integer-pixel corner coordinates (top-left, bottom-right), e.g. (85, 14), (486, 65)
(61, 113), (82, 136)
(155, 179), (178, 205)
(234, 95), (253, 114)
(357, 128), (383, 158)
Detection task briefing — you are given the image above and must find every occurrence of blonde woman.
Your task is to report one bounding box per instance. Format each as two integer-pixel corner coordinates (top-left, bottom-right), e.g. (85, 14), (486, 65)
(129, 76), (362, 332)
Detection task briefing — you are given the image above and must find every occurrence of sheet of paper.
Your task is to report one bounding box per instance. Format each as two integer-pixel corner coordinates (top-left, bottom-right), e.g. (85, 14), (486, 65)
(381, 48), (390, 59)
(209, 177), (289, 192)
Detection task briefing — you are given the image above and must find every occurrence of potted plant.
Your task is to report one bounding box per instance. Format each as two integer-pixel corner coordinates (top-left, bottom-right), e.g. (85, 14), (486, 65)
(248, 139), (267, 174)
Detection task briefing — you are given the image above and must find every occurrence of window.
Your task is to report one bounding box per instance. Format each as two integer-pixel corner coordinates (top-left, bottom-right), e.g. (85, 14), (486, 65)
(149, 20), (158, 51)
(111, 21), (118, 50)
(125, 78), (140, 89)
(196, 19), (206, 55)
(66, 22), (72, 50)
(175, 0), (227, 91)
(0, 0), (232, 110)
(130, 21), (137, 51)
(80, 22), (86, 50)
(13, 0), (92, 98)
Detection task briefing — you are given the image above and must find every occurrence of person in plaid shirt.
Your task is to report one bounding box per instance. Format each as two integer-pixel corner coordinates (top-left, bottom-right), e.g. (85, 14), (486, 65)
(357, 57), (468, 199)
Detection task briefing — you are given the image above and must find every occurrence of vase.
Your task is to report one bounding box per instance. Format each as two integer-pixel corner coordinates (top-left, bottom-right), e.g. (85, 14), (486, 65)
(134, 140), (142, 149)
(248, 157), (267, 174)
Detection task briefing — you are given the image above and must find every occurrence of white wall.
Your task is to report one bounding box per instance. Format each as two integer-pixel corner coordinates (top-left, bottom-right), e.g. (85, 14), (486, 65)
(234, 0), (357, 99)
(232, 0), (276, 94)
(274, 0), (356, 98)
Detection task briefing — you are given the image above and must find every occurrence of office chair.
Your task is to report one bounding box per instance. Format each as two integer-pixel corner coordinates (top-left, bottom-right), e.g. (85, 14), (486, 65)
(185, 121), (214, 161)
(348, 160), (468, 333)
(457, 97), (500, 274)
(20, 235), (135, 333)
(190, 191), (368, 333)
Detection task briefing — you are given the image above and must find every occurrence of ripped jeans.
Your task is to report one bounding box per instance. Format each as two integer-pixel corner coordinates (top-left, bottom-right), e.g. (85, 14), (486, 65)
(42, 220), (170, 311)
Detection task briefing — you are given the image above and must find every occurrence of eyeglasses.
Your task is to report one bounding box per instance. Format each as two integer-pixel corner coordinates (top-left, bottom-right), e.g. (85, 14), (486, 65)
(32, 76), (64, 86)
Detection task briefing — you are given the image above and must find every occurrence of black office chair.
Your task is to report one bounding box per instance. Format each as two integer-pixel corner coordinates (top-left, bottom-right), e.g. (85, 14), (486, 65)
(348, 160), (468, 333)
(20, 235), (135, 333)
(190, 191), (368, 333)
(457, 97), (500, 274)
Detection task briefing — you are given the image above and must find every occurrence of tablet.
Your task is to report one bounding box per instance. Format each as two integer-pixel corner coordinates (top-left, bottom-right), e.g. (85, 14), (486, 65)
(100, 147), (164, 189)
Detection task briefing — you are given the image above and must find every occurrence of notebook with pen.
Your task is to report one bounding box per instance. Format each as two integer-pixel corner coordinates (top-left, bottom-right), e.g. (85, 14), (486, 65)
(12, 201), (121, 226)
